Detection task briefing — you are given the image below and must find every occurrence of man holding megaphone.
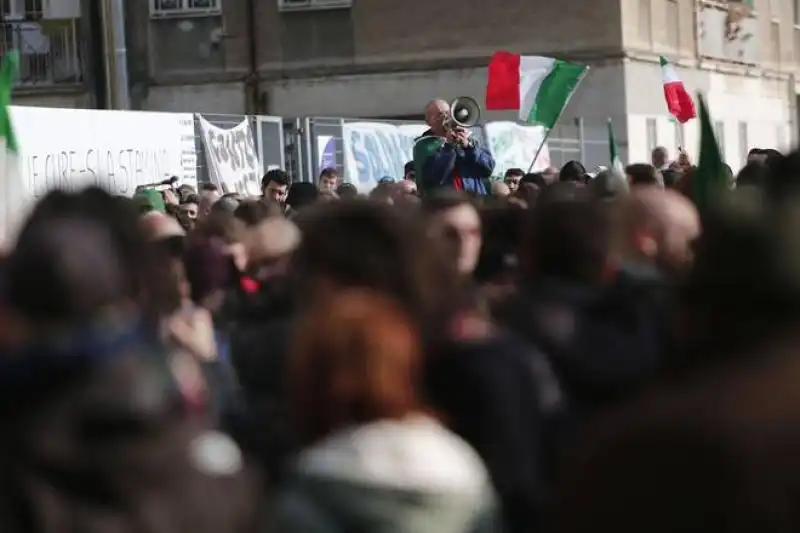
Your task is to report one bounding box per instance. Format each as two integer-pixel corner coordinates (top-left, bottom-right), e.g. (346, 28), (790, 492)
(413, 99), (495, 197)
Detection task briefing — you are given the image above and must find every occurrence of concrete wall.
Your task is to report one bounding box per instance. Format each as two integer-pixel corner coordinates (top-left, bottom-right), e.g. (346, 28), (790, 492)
(13, 90), (94, 109)
(142, 82), (246, 114)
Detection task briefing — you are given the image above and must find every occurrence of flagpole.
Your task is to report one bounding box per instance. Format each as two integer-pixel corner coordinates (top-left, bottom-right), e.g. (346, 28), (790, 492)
(527, 129), (552, 173)
(525, 66), (591, 173)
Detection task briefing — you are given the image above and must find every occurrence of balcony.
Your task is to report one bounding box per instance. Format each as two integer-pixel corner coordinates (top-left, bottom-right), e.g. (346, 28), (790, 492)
(0, 19), (83, 87)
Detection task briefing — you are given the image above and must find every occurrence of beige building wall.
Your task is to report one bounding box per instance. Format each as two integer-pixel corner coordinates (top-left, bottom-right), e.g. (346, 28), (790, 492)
(113, 0), (800, 169)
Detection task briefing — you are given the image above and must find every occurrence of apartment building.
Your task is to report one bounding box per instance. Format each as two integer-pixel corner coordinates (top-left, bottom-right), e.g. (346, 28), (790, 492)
(3, 0), (90, 108)
(7, 0), (800, 167)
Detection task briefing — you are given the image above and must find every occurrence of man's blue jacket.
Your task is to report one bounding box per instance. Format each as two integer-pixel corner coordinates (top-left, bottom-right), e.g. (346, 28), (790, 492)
(415, 130), (495, 196)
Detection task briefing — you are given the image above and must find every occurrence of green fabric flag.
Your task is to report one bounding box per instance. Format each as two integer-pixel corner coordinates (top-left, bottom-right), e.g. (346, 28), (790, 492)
(0, 51), (19, 154)
(412, 135), (444, 187)
(693, 94), (728, 216)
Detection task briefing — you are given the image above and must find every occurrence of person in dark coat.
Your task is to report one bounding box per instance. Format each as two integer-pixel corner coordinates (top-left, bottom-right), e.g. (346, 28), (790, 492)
(0, 188), (260, 533)
(552, 187), (800, 533)
(496, 183), (665, 451)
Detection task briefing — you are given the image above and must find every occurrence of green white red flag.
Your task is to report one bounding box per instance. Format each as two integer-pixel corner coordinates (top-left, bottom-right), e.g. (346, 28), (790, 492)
(660, 56), (696, 123)
(485, 51), (588, 129)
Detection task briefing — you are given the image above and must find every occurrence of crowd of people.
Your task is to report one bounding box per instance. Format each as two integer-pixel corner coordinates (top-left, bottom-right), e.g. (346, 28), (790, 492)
(0, 138), (794, 533)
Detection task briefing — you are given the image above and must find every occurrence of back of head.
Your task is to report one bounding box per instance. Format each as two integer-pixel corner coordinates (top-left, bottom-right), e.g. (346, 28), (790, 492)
(521, 184), (613, 285)
(290, 289), (421, 446)
(661, 169), (682, 189)
(475, 204), (524, 284)
(589, 170), (626, 200)
(293, 201), (460, 339)
(234, 199), (282, 227)
(760, 149), (800, 202)
(559, 160), (587, 183)
(625, 163), (664, 188)
(286, 182), (319, 211)
(336, 182), (359, 199)
(515, 181), (542, 206)
(421, 187), (471, 216)
(680, 188), (800, 360)
(736, 160), (767, 189)
(522, 172), (548, 189)
(7, 188), (144, 329)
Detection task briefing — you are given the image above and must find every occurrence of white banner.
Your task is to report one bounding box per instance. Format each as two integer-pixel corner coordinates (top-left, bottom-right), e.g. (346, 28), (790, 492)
(198, 115), (261, 196)
(483, 121), (551, 176)
(11, 106), (197, 201)
(341, 122), (427, 191)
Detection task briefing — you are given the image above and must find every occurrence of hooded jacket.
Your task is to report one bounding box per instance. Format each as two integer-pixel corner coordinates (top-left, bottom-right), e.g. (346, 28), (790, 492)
(413, 129), (494, 196)
(274, 416), (501, 533)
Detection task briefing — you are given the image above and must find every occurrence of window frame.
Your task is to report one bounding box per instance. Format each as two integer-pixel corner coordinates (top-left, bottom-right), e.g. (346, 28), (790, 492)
(277, 0), (354, 12)
(150, 0), (222, 18)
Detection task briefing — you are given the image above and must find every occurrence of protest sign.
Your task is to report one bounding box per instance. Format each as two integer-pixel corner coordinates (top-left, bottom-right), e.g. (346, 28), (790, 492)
(483, 121), (551, 176)
(341, 122), (427, 191)
(10, 106), (197, 200)
(317, 135), (336, 171)
(198, 115), (261, 195)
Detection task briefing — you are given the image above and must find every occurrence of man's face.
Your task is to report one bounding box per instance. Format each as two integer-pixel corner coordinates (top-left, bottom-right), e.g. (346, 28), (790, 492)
(319, 174), (339, 192)
(430, 204), (482, 275)
(505, 174), (522, 192)
(425, 101), (449, 132)
(180, 202), (198, 221)
(404, 170), (416, 182)
(264, 181), (288, 204)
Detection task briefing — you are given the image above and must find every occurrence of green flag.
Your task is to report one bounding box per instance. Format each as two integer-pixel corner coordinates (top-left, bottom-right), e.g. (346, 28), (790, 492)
(0, 50), (19, 154)
(693, 94), (728, 216)
(0, 51), (20, 243)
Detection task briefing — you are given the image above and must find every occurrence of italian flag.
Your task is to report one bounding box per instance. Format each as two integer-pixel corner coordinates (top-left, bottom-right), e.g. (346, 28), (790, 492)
(486, 51), (588, 128)
(660, 56), (696, 123)
(0, 51), (21, 246)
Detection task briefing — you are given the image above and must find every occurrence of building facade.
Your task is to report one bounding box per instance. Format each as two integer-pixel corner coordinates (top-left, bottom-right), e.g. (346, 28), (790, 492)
(3, 0), (92, 108)
(7, 0), (800, 169)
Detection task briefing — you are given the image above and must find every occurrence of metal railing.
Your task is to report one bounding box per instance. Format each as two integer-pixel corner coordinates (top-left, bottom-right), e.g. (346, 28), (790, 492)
(0, 19), (83, 86)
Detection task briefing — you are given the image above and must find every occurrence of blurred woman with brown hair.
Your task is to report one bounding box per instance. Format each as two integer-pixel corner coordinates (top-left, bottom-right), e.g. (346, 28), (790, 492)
(275, 289), (500, 533)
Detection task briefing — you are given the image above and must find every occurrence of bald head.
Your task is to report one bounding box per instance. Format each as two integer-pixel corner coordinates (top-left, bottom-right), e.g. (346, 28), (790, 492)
(618, 186), (700, 278)
(492, 181), (510, 197)
(425, 99), (450, 136)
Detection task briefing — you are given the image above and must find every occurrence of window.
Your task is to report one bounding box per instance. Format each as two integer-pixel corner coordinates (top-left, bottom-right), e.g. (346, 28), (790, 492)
(1, 0), (42, 19)
(150, 0), (221, 17)
(638, 0), (652, 44)
(771, 0), (781, 18)
(738, 121), (748, 164)
(714, 120), (725, 154)
(646, 118), (657, 151)
(277, 0), (353, 11)
(666, 0), (679, 49)
(770, 20), (780, 62)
